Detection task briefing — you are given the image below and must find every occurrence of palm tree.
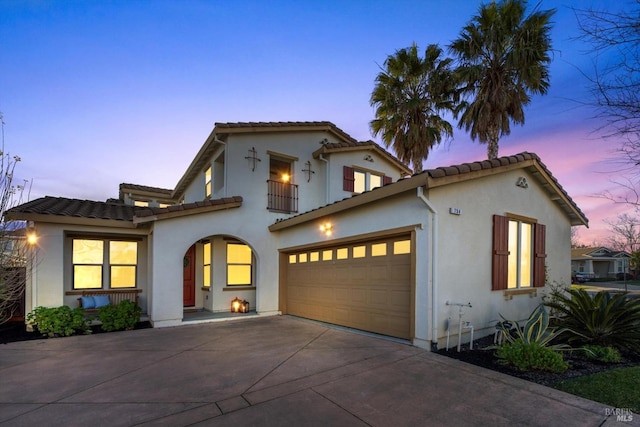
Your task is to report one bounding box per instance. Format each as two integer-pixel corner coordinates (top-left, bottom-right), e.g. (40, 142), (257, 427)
(449, 0), (555, 160)
(370, 43), (458, 173)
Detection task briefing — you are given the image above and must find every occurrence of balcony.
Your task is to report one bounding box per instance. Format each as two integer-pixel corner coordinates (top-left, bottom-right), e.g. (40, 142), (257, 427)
(267, 180), (298, 214)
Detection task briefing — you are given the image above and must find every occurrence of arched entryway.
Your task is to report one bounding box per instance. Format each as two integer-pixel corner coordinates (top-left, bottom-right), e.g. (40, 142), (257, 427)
(181, 235), (257, 317)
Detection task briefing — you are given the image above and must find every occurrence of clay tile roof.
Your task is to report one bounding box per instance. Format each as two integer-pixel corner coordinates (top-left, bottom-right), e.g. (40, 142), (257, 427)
(119, 183), (172, 195)
(214, 121), (358, 144)
(270, 151), (588, 230)
(313, 139), (412, 175)
(133, 196), (243, 219)
(6, 197), (136, 222)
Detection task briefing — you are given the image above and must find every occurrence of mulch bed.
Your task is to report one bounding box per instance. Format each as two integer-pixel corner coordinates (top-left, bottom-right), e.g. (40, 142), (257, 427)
(436, 335), (640, 387)
(0, 320), (152, 344)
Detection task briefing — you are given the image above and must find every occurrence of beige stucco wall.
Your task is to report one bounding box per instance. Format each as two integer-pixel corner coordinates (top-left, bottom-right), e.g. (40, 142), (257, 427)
(430, 168), (573, 347)
(25, 222), (150, 315)
(274, 166), (576, 349)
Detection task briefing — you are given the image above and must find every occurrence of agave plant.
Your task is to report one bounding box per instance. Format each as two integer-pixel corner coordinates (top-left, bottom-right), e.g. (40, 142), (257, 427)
(499, 304), (568, 350)
(544, 289), (640, 354)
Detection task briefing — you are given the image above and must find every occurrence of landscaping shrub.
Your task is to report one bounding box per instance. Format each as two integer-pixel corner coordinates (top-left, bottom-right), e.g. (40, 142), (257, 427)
(497, 304), (568, 350)
(98, 300), (141, 332)
(544, 289), (640, 354)
(496, 340), (569, 372)
(26, 305), (91, 337)
(582, 345), (622, 364)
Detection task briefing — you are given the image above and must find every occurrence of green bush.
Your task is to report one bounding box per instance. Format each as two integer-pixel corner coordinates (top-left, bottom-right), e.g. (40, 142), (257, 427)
(98, 300), (141, 332)
(496, 340), (569, 372)
(544, 289), (640, 354)
(582, 345), (622, 363)
(26, 306), (91, 337)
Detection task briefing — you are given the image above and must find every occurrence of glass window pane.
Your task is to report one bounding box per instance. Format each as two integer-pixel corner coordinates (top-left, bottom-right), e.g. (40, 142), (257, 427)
(203, 265), (211, 287)
(228, 265), (251, 285)
(289, 254), (297, 264)
(372, 243), (387, 256)
(299, 253), (308, 263)
(74, 265), (102, 289)
(310, 252), (319, 262)
(322, 250), (333, 261)
(111, 266), (136, 288)
(353, 245), (366, 258)
(134, 200), (149, 207)
(354, 170), (366, 193)
(203, 242), (211, 264)
(520, 223), (533, 287)
(228, 244), (251, 263)
(370, 174), (382, 190)
(508, 220), (519, 289)
(110, 241), (137, 264)
(393, 240), (410, 255)
(73, 240), (103, 264)
(337, 248), (348, 259)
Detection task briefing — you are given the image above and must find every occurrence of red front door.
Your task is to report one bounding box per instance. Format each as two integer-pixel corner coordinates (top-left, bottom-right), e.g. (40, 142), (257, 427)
(183, 245), (196, 307)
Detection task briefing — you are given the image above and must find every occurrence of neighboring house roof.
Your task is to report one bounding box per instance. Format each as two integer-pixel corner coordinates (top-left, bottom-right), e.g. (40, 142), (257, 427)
(270, 152), (589, 231)
(571, 247), (630, 260)
(313, 139), (412, 175)
(5, 196), (243, 226)
(171, 121), (393, 199)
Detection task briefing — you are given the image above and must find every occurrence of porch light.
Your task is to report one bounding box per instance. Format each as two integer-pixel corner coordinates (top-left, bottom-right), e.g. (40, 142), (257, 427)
(319, 222), (333, 237)
(27, 232), (38, 245)
(231, 297), (242, 313)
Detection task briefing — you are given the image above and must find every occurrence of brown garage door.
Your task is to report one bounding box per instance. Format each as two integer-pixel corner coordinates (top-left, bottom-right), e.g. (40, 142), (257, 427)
(285, 236), (412, 339)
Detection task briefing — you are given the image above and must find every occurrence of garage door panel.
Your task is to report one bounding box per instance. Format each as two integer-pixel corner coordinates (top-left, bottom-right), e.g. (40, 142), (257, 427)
(286, 235), (412, 340)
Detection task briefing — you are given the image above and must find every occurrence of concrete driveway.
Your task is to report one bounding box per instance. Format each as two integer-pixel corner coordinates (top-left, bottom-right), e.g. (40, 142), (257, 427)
(0, 316), (634, 426)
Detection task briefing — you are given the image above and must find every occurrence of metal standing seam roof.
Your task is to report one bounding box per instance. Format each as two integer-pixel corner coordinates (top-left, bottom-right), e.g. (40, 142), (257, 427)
(269, 152), (589, 230)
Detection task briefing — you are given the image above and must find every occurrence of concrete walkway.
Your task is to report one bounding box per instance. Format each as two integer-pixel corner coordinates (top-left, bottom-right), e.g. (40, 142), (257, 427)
(0, 316), (635, 426)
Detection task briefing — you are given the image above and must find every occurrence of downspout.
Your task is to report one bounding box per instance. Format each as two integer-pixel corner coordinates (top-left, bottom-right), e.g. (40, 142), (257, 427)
(417, 186), (439, 351)
(318, 154), (329, 205)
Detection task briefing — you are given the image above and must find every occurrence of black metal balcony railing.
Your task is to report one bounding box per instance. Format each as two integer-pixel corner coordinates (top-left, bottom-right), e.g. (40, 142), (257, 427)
(267, 180), (298, 213)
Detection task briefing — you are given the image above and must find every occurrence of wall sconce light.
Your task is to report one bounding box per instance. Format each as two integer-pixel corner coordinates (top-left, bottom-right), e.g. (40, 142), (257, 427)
(26, 232), (38, 246)
(319, 222), (333, 237)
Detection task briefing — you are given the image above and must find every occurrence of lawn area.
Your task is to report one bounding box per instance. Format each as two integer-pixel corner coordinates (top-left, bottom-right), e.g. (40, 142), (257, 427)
(553, 366), (640, 413)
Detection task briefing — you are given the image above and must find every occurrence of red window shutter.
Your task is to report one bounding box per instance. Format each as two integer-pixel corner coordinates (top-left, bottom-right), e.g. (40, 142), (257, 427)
(383, 176), (392, 186)
(533, 223), (547, 287)
(343, 166), (355, 192)
(492, 215), (509, 290)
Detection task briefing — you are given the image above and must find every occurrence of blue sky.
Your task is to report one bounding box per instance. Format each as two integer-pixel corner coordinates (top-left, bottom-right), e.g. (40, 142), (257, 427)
(0, 0), (633, 244)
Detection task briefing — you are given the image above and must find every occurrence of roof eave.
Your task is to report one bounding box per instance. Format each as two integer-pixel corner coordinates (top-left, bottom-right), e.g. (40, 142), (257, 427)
(6, 212), (141, 229)
(133, 200), (242, 224)
(269, 174), (425, 232)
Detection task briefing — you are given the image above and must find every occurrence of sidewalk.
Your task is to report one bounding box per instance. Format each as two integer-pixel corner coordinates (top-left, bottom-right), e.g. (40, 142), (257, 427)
(0, 316), (635, 426)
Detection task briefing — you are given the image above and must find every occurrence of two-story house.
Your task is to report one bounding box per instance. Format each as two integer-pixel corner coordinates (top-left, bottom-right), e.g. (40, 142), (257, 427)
(8, 121), (588, 350)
